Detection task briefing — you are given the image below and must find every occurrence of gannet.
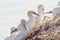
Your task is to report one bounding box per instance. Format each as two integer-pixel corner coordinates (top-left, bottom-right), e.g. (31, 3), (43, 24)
(14, 19), (29, 40)
(26, 10), (39, 34)
(35, 5), (45, 29)
(5, 27), (19, 40)
(49, 2), (60, 25)
(51, 1), (60, 19)
(38, 5), (44, 14)
(17, 19), (26, 30)
(48, 2), (60, 27)
(38, 5), (44, 24)
(45, 1), (60, 20)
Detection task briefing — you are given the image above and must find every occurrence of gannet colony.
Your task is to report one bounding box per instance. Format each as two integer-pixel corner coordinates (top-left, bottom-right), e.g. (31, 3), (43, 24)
(5, 1), (60, 40)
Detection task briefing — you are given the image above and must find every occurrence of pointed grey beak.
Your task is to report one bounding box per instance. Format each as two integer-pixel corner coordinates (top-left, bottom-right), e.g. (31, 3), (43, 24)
(45, 11), (52, 14)
(33, 12), (39, 16)
(47, 11), (52, 13)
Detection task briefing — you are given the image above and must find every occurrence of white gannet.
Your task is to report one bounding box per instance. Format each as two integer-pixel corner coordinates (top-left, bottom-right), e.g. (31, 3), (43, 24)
(45, 1), (60, 20)
(35, 5), (45, 29)
(26, 10), (39, 33)
(48, 3), (60, 27)
(17, 19), (26, 30)
(14, 19), (28, 40)
(38, 5), (44, 14)
(38, 5), (44, 24)
(5, 27), (19, 40)
(40, 1), (60, 29)
(45, 1), (60, 21)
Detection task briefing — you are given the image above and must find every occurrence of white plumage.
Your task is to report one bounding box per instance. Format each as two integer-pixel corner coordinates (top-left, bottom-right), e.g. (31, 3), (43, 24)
(14, 11), (38, 40)
(17, 19), (26, 30)
(14, 19), (28, 40)
(26, 10), (38, 33)
(35, 5), (44, 28)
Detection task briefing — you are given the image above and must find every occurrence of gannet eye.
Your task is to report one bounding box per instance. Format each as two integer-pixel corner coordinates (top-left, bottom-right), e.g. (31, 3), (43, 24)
(42, 9), (44, 10)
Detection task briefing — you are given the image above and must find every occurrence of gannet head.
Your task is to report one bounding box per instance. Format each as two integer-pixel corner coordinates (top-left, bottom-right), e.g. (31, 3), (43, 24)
(21, 19), (26, 29)
(38, 5), (44, 13)
(11, 27), (18, 35)
(27, 10), (39, 18)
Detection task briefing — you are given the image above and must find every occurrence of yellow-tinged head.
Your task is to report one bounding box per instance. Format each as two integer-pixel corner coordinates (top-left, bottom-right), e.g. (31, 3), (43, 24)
(27, 10), (39, 18)
(38, 5), (44, 11)
(28, 10), (34, 17)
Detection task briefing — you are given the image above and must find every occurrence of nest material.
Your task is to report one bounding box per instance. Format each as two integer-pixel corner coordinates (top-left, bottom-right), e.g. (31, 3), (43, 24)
(25, 17), (60, 40)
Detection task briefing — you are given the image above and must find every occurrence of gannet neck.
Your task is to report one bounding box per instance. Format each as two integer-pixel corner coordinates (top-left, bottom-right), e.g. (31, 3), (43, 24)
(38, 11), (44, 15)
(29, 16), (33, 20)
(38, 10), (44, 16)
(38, 10), (44, 13)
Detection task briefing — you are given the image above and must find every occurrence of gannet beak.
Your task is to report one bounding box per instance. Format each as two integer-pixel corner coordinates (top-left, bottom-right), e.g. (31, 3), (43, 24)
(46, 11), (52, 13)
(33, 12), (39, 16)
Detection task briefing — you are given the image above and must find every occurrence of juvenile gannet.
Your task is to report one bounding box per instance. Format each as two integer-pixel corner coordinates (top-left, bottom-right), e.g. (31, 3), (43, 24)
(5, 27), (19, 40)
